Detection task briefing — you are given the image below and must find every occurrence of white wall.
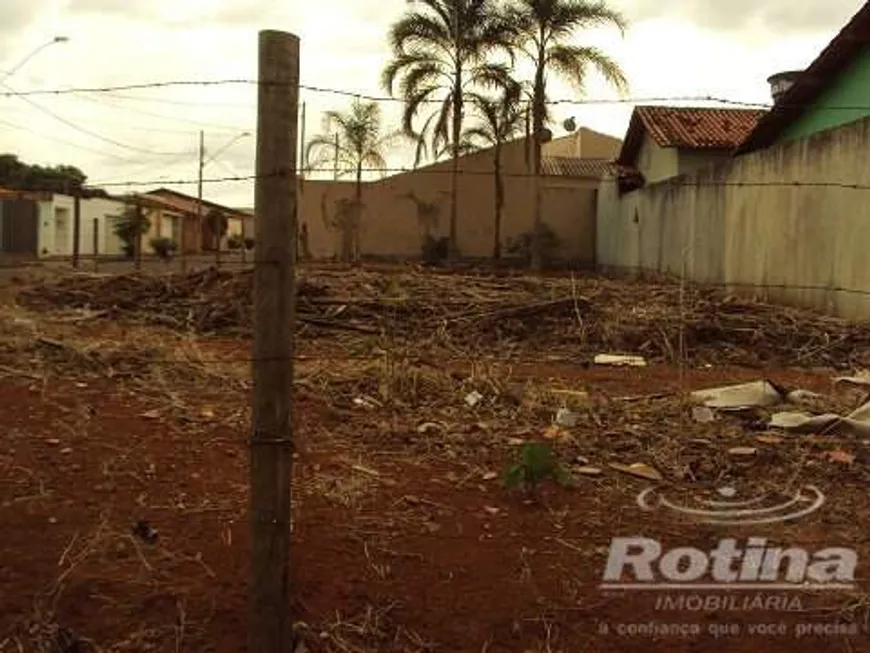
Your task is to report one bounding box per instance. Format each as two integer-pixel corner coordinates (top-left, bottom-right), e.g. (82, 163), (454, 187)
(597, 115), (870, 319)
(37, 195), (129, 258)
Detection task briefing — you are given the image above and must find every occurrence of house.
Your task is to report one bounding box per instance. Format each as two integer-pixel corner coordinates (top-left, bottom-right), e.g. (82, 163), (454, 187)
(0, 187), (132, 259)
(0, 187), (43, 258)
(736, 1), (870, 153)
(596, 0), (870, 319)
(143, 188), (253, 254)
(614, 106), (767, 190)
(300, 127), (622, 265)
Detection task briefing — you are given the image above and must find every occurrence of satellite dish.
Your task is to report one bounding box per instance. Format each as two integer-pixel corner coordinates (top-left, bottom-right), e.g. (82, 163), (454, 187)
(563, 117), (577, 132)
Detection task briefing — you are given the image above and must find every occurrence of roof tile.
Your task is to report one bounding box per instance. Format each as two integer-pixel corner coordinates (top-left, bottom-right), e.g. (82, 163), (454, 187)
(636, 106), (767, 150)
(541, 157), (614, 178)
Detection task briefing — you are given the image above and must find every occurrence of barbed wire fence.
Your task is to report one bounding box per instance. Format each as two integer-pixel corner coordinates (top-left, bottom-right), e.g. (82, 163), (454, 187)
(1, 76), (869, 314)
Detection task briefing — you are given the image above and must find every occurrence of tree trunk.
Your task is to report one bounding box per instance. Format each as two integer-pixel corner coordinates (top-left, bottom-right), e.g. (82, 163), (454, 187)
(448, 70), (462, 263)
(530, 52), (546, 272)
(493, 144), (503, 261)
(352, 163), (363, 264)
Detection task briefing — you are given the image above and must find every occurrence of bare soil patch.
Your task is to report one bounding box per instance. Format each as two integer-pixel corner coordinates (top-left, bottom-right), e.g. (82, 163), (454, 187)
(2, 268), (870, 652)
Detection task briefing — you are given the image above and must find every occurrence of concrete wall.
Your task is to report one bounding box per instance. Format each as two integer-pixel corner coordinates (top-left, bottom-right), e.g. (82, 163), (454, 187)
(299, 134), (608, 263)
(543, 128), (622, 159)
(634, 134), (736, 184)
(27, 194), (247, 259)
(677, 149), (734, 177)
(780, 45), (870, 143)
(37, 195), (130, 258)
(635, 136), (678, 183)
(597, 115), (870, 319)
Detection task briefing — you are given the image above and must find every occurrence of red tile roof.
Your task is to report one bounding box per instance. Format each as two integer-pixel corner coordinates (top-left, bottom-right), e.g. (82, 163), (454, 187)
(136, 192), (195, 215)
(737, 2), (870, 154)
(541, 157), (614, 178)
(0, 187), (50, 200)
(145, 188), (251, 219)
(616, 106), (767, 165)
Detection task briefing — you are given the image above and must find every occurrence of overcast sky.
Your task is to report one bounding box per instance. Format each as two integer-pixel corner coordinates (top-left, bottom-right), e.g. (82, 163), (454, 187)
(0, 0), (863, 207)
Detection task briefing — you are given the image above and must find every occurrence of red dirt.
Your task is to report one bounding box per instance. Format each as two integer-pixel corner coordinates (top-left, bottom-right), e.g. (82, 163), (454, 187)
(1, 360), (869, 653)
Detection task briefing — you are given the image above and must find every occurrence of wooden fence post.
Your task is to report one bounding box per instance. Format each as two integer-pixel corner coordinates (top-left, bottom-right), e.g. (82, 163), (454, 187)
(249, 29), (298, 653)
(92, 218), (99, 272)
(72, 192), (81, 268)
(134, 201), (143, 273)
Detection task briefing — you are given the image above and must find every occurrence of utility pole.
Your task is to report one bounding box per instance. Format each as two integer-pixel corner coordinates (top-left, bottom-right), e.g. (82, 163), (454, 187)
(92, 218), (99, 272)
(296, 102), (306, 262)
(197, 129), (205, 269)
(249, 29), (298, 653)
(299, 102), (306, 178)
(133, 200), (143, 273)
(71, 190), (81, 269)
(333, 133), (339, 180)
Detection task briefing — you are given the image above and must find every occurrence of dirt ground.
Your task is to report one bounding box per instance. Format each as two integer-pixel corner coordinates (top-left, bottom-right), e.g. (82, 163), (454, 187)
(2, 266), (870, 653)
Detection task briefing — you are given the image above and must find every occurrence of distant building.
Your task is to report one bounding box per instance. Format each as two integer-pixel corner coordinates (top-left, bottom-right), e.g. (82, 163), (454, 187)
(614, 106), (766, 191)
(737, 1), (870, 152)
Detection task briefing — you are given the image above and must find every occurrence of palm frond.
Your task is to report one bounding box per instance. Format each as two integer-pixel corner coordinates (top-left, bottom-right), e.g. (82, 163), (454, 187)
(461, 125), (496, 149)
(431, 94), (454, 157)
(305, 97), (395, 179)
(398, 60), (450, 105)
(546, 44), (628, 94)
(415, 0), (453, 35)
(381, 50), (438, 95)
(383, 0), (519, 163)
(549, 0), (628, 39)
(466, 62), (515, 93)
(401, 84), (442, 136)
(389, 12), (454, 60)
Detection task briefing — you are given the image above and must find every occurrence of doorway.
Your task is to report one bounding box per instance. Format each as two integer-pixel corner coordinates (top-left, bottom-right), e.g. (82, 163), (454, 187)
(54, 207), (71, 255)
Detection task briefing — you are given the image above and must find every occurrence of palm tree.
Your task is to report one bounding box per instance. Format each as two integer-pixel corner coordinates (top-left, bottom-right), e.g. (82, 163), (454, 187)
(460, 87), (525, 260)
(305, 98), (396, 262)
(381, 0), (516, 262)
(507, 0), (629, 270)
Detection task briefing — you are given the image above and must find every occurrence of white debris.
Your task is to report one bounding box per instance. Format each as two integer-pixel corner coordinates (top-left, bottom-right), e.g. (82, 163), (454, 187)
(691, 380), (783, 410)
(594, 354), (647, 368)
(770, 399), (870, 437)
(554, 407), (580, 427)
(465, 391), (484, 408)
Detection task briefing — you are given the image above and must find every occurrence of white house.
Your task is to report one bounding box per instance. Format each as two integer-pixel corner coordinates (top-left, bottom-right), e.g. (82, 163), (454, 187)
(35, 193), (132, 258)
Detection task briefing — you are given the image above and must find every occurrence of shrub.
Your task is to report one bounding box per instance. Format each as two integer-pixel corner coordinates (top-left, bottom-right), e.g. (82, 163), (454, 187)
(227, 233), (244, 250)
(112, 208), (151, 260)
(504, 441), (571, 499)
(505, 223), (560, 266)
(421, 235), (449, 266)
(149, 237), (177, 260)
(243, 237), (255, 251)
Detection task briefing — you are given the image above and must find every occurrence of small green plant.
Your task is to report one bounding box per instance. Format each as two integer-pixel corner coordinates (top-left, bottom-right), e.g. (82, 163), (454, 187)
(506, 223), (560, 266)
(421, 234), (449, 265)
(112, 208), (151, 259)
(243, 237), (255, 251)
(149, 236), (177, 260)
(206, 209), (229, 241)
(504, 441), (571, 498)
(227, 233), (244, 250)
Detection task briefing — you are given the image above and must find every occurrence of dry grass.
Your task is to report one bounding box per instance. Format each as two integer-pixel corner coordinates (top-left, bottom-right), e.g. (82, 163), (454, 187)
(3, 269), (870, 651)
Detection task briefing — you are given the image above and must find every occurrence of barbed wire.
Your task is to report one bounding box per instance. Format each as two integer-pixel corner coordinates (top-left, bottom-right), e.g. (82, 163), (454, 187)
(87, 172), (264, 188)
(6, 78), (870, 111)
(85, 168), (870, 190)
(0, 116), (139, 162)
(9, 77), (870, 112)
(1, 78), (191, 157)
